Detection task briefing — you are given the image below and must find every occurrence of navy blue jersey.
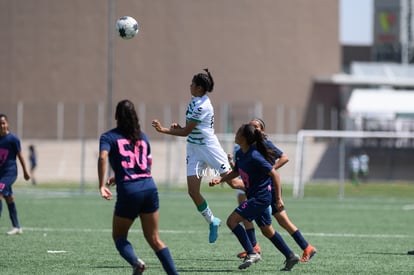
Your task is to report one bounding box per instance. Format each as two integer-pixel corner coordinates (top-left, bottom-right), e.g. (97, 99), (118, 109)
(234, 146), (273, 200)
(249, 139), (283, 162)
(0, 133), (21, 179)
(265, 139), (283, 159)
(99, 128), (153, 186)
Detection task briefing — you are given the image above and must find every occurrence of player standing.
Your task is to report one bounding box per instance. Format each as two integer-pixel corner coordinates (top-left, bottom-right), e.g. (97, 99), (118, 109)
(0, 114), (30, 235)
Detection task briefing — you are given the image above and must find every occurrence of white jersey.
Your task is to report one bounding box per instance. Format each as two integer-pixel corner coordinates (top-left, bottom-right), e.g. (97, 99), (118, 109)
(184, 95), (230, 176)
(186, 95), (216, 145)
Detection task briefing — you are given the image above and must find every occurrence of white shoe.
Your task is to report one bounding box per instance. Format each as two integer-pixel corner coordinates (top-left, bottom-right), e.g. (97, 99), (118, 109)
(238, 253), (261, 269)
(132, 258), (146, 275)
(7, 227), (23, 235)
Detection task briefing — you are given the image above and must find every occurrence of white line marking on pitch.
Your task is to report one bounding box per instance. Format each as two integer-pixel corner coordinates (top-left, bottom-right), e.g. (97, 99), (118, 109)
(13, 227), (412, 239)
(47, 250), (67, 254)
(402, 204), (414, 210)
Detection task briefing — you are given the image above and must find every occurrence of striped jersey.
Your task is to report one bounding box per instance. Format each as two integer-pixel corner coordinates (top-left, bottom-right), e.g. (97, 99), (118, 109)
(186, 95), (216, 145)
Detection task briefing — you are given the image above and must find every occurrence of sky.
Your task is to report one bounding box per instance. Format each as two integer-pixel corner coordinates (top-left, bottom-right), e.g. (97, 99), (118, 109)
(340, 0), (373, 45)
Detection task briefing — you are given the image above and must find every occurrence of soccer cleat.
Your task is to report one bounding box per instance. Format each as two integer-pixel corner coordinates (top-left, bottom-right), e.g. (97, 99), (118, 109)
(209, 217), (221, 243)
(237, 243), (262, 258)
(280, 253), (300, 271)
(300, 244), (317, 262)
(132, 259), (146, 275)
(408, 250), (414, 255)
(7, 227), (23, 235)
(238, 253), (261, 270)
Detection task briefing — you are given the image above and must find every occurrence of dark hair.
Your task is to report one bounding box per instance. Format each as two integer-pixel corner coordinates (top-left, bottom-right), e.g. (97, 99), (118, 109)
(192, 68), (214, 93)
(115, 99), (142, 145)
(251, 118), (265, 131)
(238, 124), (276, 164)
(0, 114), (8, 120)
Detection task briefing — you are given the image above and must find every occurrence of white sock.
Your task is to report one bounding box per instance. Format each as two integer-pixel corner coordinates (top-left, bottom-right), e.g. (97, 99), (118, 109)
(200, 207), (214, 224)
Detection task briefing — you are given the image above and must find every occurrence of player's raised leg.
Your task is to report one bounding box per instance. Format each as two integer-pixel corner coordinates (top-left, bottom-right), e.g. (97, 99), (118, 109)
(188, 175), (221, 243)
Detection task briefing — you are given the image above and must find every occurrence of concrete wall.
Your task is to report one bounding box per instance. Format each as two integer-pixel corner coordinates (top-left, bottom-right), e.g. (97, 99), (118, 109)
(0, 0), (340, 138)
(18, 138), (300, 186)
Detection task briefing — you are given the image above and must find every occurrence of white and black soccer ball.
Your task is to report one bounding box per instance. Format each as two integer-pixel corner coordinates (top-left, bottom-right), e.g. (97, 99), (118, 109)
(116, 16), (139, 40)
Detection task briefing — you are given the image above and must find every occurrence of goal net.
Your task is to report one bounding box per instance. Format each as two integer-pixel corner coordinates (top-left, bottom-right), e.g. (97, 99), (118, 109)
(293, 130), (414, 199)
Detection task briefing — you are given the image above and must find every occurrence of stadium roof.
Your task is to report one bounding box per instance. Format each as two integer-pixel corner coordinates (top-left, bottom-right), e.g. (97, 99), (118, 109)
(347, 88), (414, 118)
(315, 62), (414, 88)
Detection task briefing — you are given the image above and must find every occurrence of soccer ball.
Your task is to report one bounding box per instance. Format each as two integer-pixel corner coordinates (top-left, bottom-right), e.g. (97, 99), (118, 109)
(116, 16), (139, 40)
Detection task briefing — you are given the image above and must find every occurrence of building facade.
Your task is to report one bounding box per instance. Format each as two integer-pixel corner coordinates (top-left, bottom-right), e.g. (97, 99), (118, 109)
(0, 0), (340, 139)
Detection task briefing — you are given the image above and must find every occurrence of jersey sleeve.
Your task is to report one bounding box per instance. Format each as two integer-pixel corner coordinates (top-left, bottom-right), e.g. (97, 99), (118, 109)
(141, 133), (153, 167)
(99, 133), (111, 152)
(188, 102), (207, 123)
(13, 135), (21, 153)
(266, 140), (283, 159)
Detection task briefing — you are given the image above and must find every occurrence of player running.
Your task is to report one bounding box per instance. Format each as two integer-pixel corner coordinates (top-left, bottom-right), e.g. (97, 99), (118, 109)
(230, 118), (317, 262)
(98, 100), (178, 275)
(210, 124), (300, 271)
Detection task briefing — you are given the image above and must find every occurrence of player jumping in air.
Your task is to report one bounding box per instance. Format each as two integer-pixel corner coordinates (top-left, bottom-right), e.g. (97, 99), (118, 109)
(152, 68), (241, 243)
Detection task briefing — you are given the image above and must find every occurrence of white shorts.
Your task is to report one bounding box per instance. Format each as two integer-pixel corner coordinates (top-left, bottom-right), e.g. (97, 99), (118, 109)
(186, 142), (230, 177)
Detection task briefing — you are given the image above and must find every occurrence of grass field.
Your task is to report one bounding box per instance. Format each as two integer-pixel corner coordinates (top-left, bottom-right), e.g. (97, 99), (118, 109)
(0, 182), (413, 274)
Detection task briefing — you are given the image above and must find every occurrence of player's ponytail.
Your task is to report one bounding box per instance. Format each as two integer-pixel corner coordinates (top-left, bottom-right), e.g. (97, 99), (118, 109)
(254, 129), (276, 164)
(203, 68), (214, 92)
(239, 123), (276, 164)
(115, 99), (142, 145)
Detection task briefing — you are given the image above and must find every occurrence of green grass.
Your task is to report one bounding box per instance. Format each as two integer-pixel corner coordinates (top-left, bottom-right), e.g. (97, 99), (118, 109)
(1, 182), (413, 274)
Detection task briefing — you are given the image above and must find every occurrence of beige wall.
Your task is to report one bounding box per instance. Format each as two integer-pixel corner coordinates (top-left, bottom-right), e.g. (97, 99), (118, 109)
(0, 0), (340, 137)
(19, 138), (303, 185)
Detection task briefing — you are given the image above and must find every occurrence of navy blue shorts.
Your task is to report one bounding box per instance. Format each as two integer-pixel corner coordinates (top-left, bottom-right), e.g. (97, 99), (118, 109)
(115, 185), (159, 220)
(0, 175), (17, 197)
(235, 197), (272, 227)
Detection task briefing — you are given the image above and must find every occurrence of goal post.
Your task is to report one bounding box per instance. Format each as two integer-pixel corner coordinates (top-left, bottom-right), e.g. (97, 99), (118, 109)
(293, 130), (414, 199)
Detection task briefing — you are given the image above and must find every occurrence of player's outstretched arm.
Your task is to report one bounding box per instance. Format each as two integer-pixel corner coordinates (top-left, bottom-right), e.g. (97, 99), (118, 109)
(209, 170), (243, 189)
(152, 119), (197, 137)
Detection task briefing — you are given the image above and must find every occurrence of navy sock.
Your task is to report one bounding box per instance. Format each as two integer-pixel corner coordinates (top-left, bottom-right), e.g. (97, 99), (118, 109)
(114, 237), (138, 267)
(269, 231), (292, 258)
(246, 228), (258, 247)
(155, 247), (178, 275)
(0, 199), (2, 217)
(232, 224), (254, 254)
(292, 230), (309, 250)
(7, 202), (20, 228)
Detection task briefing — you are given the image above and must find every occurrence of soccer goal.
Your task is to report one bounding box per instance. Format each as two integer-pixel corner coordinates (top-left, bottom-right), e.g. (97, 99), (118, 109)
(293, 130), (414, 199)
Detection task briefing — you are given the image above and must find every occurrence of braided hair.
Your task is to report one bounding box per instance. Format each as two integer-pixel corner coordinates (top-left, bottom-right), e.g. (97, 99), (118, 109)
(192, 68), (215, 93)
(115, 99), (142, 145)
(239, 124), (277, 164)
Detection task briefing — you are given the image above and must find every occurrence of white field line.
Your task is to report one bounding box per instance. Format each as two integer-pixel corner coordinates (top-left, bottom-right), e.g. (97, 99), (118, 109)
(402, 204), (414, 210)
(3, 227), (411, 238)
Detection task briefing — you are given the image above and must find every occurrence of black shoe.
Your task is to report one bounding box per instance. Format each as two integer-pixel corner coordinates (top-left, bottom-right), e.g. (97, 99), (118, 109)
(280, 253), (300, 271)
(408, 250), (414, 255)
